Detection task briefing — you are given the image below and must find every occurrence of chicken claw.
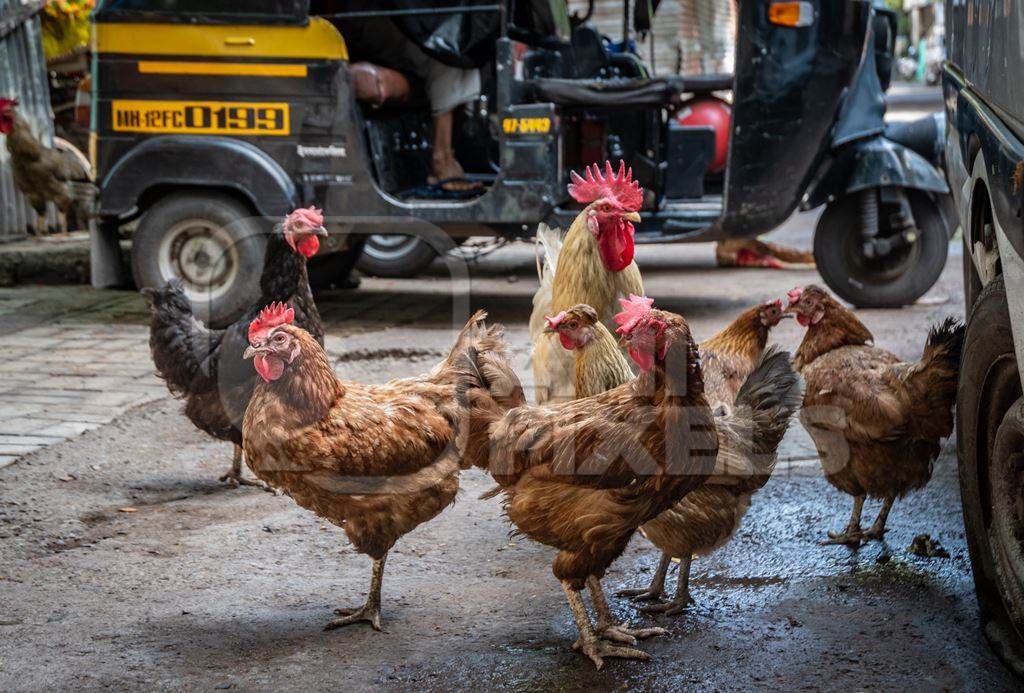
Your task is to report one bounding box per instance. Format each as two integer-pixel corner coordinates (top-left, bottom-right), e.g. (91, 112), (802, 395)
(821, 496), (865, 546)
(820, 530), (863, 546)
(860, 497), (894, 542)
(617, 553), (670, 602)
(587, 576), (668, 644)
(616, 586), (665, 601)
(598, 624), (667, 644)
(325, 555), (385, 632)
(641, 595), (694, 617)
(219, 445), (274, 492)
(572, 634), (651, 670)
(325, 602), (381, 632)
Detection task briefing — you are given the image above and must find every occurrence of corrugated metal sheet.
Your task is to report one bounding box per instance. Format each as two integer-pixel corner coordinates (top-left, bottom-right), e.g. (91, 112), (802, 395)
(0, 0), (57, 242)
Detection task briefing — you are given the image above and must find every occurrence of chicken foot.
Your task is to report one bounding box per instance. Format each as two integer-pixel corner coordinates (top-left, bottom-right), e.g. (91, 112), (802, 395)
(642, 554), (695, 616)
(587, 575), (666, 644)
(219, 445), (273, 491)
(617, 552), (670, 602)
(822, 495), (864, 546)
(861, 497), (894, 541)
(325, 554), (385, 632)
(562, 580), (650, 670)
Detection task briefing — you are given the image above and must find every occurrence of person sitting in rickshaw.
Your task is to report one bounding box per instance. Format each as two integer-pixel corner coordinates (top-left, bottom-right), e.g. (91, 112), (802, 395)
(335, 7), (483, 193)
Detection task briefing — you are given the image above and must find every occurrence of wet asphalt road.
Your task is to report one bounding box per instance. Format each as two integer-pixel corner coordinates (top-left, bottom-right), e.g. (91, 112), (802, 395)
(0, 215), (1019, 691)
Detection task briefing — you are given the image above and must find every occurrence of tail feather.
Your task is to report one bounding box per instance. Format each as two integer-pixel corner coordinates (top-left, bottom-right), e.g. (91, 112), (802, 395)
(453, 334), (526, 471)
(904, 317), (965, 441)
(713, 346), (803, 489)
(528, 224), (564, 340)
(142, 279), (224, 395)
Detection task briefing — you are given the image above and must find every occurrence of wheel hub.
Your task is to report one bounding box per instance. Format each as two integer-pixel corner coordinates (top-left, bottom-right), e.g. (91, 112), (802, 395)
(158, 220), (238, 302)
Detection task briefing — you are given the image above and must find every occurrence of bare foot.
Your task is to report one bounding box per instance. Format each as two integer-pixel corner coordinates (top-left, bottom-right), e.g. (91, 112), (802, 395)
(429, 152), (480, 191)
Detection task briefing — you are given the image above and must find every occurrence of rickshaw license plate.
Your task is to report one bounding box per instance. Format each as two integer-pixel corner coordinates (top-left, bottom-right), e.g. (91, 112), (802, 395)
(502, 117), (552, 135)
(111, 100), (290, 136)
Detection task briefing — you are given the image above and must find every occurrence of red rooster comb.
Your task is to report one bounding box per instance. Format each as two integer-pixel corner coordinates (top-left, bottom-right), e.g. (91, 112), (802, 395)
(787, 287), (804, 307)
(545, 311), (568, 329)
(568, 160), (643, 211)
(284, 206), (323, 229)
(0, 98), (18, 110)
(614, 294), (655, 334)
(248, 302), (295, 345)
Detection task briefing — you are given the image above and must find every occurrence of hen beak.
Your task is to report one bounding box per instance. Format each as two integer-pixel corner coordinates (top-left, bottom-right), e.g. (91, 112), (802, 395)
(617, 333), (630, 348)
(314, 225), (328, 237)
(778, 312), (795, 320)
(622, 211), (642, 223)
(243, 345), (260, 359)
(543, 326), (556, 335)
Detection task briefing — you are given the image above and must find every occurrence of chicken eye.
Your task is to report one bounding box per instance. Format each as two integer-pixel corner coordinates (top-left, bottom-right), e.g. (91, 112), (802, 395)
(273, 333), (286, 343)
(567, 320), (579, 330)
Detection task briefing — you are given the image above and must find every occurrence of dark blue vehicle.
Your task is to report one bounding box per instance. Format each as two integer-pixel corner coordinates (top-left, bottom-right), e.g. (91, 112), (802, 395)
(945, 0), (1024, 676)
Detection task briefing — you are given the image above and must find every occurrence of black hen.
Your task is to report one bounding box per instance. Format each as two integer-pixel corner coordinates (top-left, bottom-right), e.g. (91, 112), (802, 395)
(142, 207), (326, 487)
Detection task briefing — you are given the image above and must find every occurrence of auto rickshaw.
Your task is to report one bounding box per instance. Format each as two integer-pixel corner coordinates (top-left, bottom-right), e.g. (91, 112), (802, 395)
(89, 0), (952, 325)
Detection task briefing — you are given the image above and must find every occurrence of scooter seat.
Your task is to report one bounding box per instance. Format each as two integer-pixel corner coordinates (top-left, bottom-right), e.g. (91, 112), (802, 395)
(532, 73), (732, 108)
(348, 62), (412, 107)
(883, 113), (944, 166)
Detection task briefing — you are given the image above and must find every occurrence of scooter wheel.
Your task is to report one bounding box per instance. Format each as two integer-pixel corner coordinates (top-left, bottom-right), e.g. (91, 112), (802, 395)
(813, 189), (949, 308)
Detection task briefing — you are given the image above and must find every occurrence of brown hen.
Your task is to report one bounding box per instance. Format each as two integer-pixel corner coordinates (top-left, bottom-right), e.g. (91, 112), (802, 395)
(458, 296), (718, 668)
(242, 305), (516, 631)
(787, 285), (964, 545)
(549, 300), (800, 615)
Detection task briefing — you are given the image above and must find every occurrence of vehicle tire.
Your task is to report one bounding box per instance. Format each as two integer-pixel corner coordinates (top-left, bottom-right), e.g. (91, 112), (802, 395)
(131, 192), (266, 328)
(356, 234), (461, 278)
(813, 189), (948, 307)
(957, 276), (1024, 677)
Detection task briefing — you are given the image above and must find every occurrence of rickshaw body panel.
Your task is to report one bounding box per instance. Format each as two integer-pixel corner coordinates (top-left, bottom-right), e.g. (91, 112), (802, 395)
(92, 2), (556, 234)
(698, 0), (869, 241)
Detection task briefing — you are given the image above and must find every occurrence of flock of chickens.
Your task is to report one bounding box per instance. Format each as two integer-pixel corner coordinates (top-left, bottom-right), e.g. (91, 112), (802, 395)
(141, 160), (964, 669)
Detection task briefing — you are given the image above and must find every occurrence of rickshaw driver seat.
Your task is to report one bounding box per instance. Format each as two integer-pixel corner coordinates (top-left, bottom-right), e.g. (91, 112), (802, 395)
(532, 73), (732, 109)
(535, 21), (732, 109)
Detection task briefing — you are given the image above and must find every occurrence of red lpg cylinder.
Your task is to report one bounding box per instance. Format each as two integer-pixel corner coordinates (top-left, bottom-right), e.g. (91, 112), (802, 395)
(675, 98), (731, 174)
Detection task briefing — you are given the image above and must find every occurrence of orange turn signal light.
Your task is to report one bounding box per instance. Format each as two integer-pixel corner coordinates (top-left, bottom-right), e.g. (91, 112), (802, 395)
(768, 1), (814, 27)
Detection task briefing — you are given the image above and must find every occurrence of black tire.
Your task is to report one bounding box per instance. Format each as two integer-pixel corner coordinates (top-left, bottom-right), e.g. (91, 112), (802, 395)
(356, 234), (439, 278)
(814, 189), (948, 308)
(131, 192), (266, 328)
(957, 276), (1024, 677)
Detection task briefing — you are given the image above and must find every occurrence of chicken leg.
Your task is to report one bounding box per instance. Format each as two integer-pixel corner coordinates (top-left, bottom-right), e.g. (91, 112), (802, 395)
(822, 495), (864, 546)
(642, 554), (695, 616)
(617, 552), (670, 602)
(325, 553), (385, 632)
(861, 497), (894, 541)
(587, 575), (666, 644)
(219, 444), (272, 491)
(562, 580), (649, 670)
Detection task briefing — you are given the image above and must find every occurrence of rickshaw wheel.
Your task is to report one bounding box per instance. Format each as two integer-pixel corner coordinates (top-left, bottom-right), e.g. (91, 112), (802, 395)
(131, 192), (266, 328)
(357, 234), (464, 278)
(813, 189), (948, 308)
